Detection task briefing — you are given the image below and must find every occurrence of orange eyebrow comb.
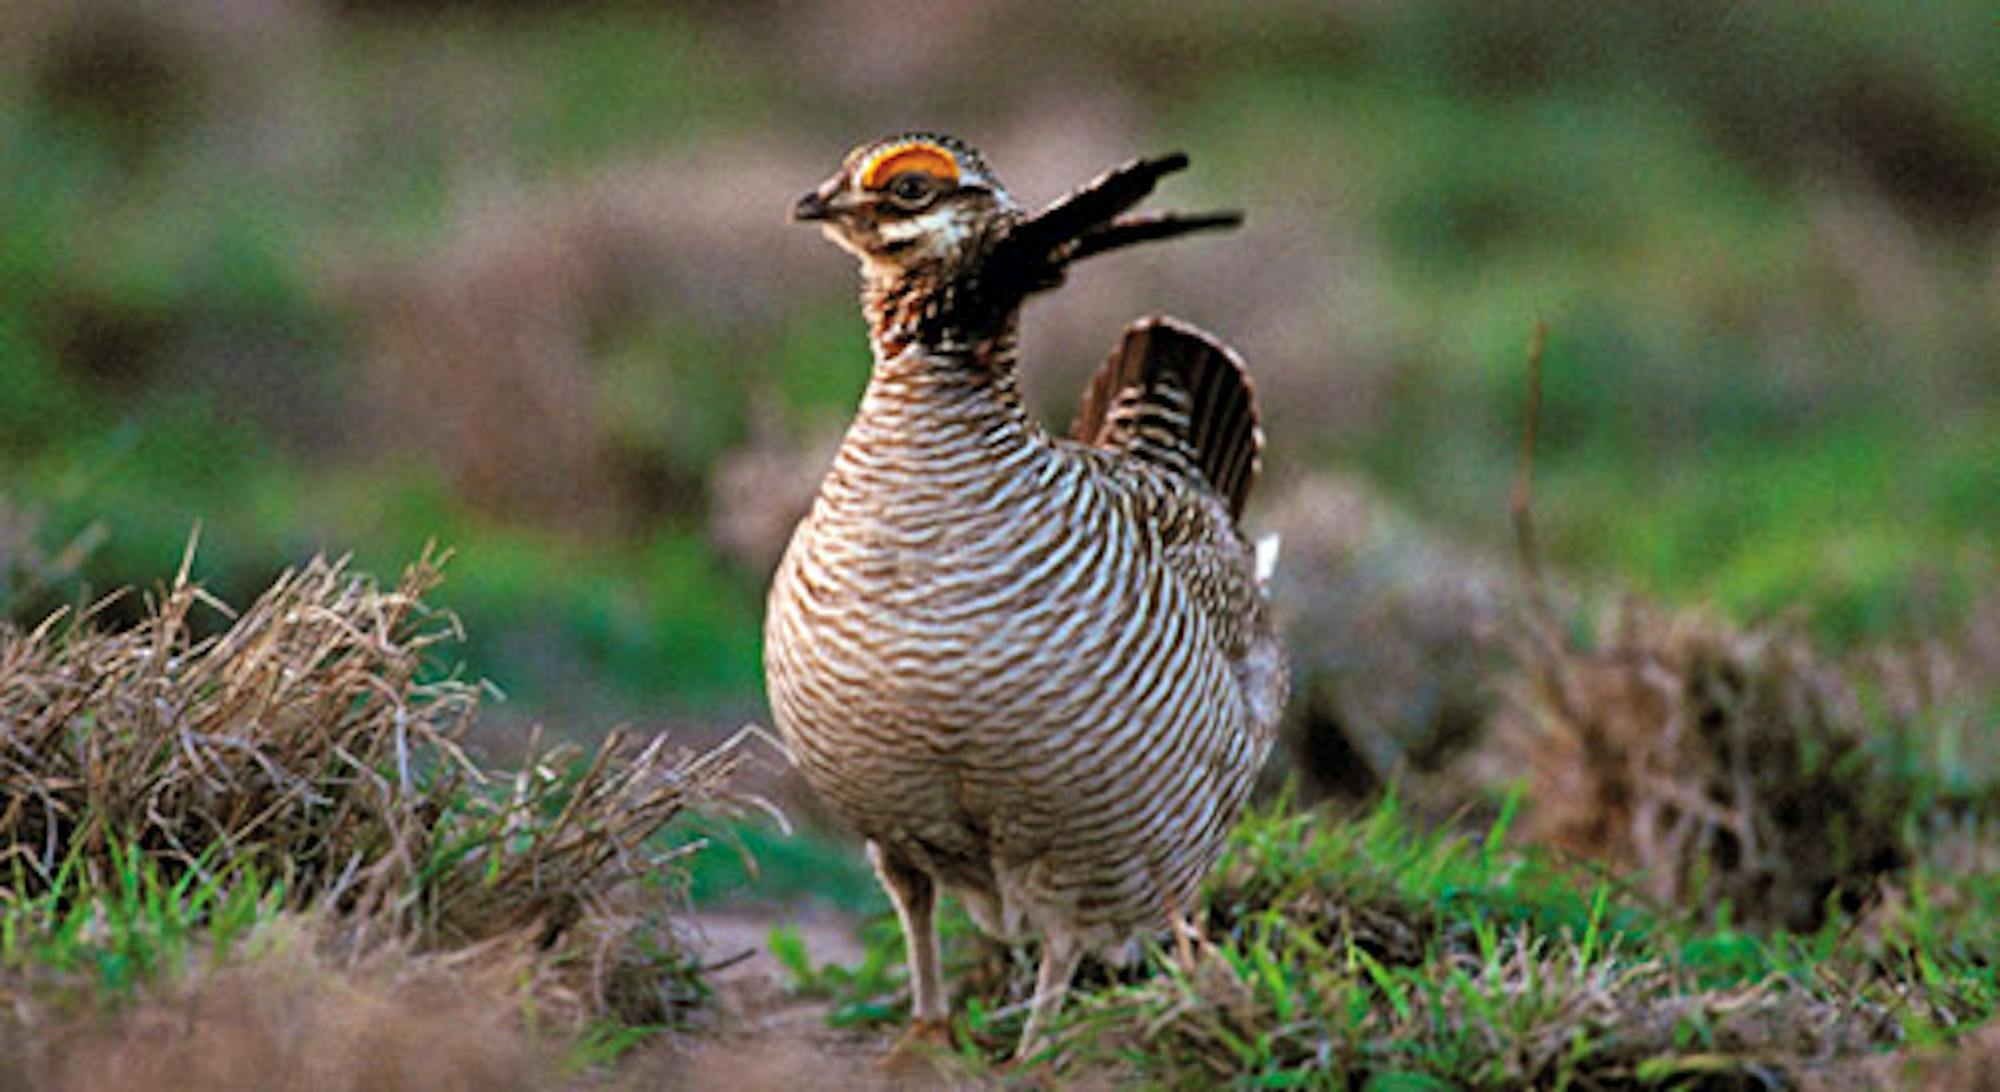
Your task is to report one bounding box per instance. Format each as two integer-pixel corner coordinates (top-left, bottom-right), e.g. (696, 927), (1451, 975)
(858, 141), (961, 190)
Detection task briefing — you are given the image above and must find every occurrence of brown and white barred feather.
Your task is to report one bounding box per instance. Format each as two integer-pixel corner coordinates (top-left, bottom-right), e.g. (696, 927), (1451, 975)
(764, 316), (1284, 956)
(768, 135), (1279, 1054)
(1073, 315), (1263, 522)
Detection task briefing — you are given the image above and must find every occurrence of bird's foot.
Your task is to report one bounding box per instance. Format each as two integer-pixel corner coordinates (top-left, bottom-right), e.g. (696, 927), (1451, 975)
(876, 1017), (955, 1075)
(993, 1041), (1063, 1089)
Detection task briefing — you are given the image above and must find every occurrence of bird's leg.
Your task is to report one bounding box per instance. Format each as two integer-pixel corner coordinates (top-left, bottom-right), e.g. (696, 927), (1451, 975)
(1016, 934), (1082, 1060)
(869, 841), (949, 1034)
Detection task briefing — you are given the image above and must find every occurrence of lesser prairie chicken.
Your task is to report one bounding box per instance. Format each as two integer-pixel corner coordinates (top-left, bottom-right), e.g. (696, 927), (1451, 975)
(764, 133), (1286, 1056)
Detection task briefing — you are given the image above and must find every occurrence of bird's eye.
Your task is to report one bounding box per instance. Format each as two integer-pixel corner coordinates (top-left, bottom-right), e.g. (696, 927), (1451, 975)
(887, 172), (935, 206)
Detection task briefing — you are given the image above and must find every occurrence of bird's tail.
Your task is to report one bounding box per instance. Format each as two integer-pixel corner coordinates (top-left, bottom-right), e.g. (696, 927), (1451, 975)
(1071, 316), (1264, 523)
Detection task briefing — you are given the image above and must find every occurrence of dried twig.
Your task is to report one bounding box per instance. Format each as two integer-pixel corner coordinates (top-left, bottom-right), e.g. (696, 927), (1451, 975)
(1509, 320), (1557, 647)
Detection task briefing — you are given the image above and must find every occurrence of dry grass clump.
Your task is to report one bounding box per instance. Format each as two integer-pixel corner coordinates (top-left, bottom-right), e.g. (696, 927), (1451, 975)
(1258, 472), (1514, 807)
(0, 545), (476, 902)
(1490, 600), (1909, 930)
(1475, 332), (1918, 930)
(0, 545), (750, 1022)
(14, 915), (550, 1092)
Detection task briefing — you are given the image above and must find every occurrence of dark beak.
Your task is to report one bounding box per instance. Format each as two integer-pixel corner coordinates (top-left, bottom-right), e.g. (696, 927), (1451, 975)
(792, 188), (833, 222)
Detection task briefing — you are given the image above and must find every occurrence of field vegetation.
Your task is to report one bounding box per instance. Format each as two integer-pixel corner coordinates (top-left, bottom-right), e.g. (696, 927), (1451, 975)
(4, 0), (1999, 1086)
(0, 545), (755, 1086)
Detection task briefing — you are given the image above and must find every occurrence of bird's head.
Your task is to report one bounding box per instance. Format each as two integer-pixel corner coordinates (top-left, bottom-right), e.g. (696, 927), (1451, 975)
(795, 132), (1241, 350)
(792, 133), (1018, 278)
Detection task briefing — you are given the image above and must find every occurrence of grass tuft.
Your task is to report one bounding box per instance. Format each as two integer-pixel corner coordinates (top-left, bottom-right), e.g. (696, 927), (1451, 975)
(1495, 599), (1911, 932)
(1042, 802), (1984, 1087)
(795, 796), (2000, 1086)
(0, 545), (758, 1075)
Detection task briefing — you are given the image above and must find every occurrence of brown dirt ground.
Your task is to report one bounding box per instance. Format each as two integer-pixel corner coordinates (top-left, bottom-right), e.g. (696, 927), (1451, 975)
(614, 907), (995, 1091)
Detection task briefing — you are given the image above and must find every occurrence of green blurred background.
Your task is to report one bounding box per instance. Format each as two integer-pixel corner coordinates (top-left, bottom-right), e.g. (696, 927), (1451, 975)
(3, 0), (1997, 733)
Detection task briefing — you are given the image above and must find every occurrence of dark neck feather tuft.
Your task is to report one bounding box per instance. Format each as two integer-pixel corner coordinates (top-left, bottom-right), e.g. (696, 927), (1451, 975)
(859, 214), (1028, 365)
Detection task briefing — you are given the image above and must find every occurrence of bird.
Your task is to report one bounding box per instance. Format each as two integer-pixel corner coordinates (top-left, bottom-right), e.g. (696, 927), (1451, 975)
(763, 133), (1287, 1059)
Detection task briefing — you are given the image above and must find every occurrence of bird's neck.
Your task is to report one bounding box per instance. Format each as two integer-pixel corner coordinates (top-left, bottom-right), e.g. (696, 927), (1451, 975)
(858, 218), (1030, 352)
(848, 259), (1037, 452)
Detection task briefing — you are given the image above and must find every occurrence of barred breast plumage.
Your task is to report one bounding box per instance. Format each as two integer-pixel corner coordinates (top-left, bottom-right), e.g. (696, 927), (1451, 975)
(763, 133), (1286, 1057)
